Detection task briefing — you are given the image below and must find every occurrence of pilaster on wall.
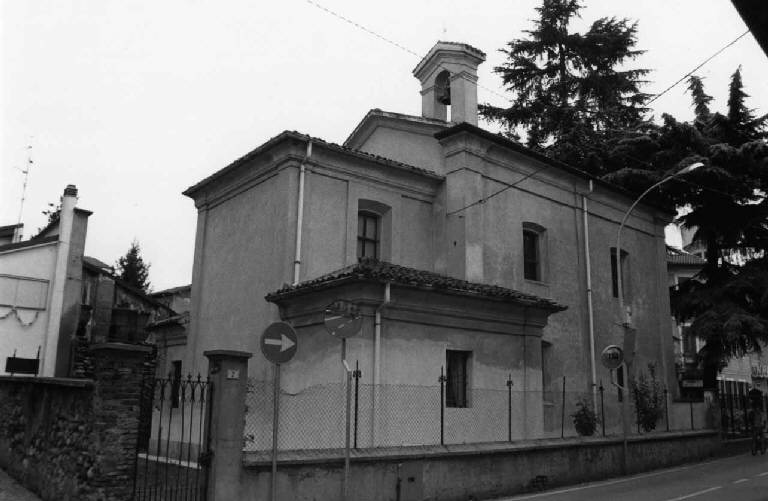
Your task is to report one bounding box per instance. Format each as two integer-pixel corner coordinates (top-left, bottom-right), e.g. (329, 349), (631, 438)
(204, 350), (252, 501)
(445, 165), (485, 282)
(89, 342), (154, 501)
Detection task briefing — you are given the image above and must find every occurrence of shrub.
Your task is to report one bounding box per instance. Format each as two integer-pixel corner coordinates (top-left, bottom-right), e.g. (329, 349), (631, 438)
(572, 398), (598, 436)
(631, 363), (664, 432)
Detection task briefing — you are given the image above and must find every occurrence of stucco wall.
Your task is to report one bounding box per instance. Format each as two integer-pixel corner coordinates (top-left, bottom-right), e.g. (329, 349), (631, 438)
(0, 242), (57, 372)
(353, 124), (446, 175)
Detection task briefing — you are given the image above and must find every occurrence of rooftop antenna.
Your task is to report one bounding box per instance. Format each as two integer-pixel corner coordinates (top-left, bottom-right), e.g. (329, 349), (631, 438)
(17, 141), (33, 226)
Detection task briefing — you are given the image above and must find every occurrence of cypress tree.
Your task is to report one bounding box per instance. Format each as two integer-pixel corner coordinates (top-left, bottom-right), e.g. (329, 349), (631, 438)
(115, 239), (152, 293)
(480, 0), (650, 174)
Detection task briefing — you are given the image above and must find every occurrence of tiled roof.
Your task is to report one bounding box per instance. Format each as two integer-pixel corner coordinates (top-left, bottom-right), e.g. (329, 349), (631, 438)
(666, 246), (706, 266)
(83, 256), (113, 272)
(0, 235), (57, 253)
(412, 41), (487, 76)
(183, 130), (442, 198)
(344, 109), (450, 148)
(266, 259), (566, 311)
(151, 284), (191, 297)
(0, 224), (22, 238)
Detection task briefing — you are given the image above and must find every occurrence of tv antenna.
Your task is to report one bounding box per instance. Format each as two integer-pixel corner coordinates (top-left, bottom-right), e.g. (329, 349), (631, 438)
(17, 142), (33, 226)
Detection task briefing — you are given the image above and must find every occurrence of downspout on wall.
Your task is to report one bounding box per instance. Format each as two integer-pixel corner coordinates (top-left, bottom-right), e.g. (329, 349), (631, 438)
(293, 141), (312, 285)
(582, 180), (598, 411)
(372, 282), (391, 446)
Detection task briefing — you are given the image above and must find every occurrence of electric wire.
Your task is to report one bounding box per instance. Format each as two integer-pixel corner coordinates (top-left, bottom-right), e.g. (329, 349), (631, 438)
(646, 30), (750, 105)
(302, 0), (512, 104)
(302, 0), (753, 214)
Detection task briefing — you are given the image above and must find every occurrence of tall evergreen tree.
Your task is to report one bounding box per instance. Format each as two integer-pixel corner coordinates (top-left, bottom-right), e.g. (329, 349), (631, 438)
(115, 240), (152, 293)
(480, 0), (650, 174)
(604, 69), (768, 368)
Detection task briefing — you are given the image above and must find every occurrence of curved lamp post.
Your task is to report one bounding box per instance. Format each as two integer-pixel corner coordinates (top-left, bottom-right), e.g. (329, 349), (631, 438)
(615, 161), (703, 474)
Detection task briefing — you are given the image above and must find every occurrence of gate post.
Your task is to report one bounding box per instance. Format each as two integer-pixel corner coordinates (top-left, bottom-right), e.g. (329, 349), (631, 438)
(204, 350), (252, 501)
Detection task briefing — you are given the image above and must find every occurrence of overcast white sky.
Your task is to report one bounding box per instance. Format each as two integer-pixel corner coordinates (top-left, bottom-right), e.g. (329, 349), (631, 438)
(2, 0), (766, 291)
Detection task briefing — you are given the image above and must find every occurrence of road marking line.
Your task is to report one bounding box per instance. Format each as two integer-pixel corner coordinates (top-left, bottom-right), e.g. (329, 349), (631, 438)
(733, 478), (749, 484)
(496, 465), (693, 500)
(663, 486), (721, 501)
(758, 471), (768, 477)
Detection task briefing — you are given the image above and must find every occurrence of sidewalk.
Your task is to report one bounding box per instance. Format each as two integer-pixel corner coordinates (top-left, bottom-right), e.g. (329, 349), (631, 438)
(0, 469), (42, 501)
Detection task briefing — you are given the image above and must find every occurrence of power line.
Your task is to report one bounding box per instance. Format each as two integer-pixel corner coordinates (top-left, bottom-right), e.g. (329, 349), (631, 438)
(302, 0), (511, 104)
(646, 30), (750, 106)
(446, 163), (553, 217)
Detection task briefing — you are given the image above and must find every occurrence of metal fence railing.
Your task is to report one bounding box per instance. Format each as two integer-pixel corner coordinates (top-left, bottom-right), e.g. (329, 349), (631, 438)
(243, 371), (714, 452)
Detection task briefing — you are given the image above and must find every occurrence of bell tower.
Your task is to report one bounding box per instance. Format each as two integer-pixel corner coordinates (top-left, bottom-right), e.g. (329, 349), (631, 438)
(412, 41), (486, 125)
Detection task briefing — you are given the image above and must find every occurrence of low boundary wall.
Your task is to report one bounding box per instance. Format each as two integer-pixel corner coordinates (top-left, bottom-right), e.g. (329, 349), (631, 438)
(0, 343), (153, 501)
(240, 430), (720, 501)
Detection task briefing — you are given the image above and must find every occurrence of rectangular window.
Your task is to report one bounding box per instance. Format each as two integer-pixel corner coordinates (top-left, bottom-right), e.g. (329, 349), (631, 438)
(357, 212), (380, 260)
(611, 248), (629, 299)
(171, 360), (182, 408)
(446, 350), (470, 408)
(523, 230), (540, 281)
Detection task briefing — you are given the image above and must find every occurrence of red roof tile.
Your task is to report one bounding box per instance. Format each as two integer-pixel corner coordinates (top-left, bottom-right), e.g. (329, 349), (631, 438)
(266, 259), (566, 311)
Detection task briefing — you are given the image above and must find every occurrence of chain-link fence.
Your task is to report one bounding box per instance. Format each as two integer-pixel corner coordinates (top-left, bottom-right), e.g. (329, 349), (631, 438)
(243, 373), (712, 452)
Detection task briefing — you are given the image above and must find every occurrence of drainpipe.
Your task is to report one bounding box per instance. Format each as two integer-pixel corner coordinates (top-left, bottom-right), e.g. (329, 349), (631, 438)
(292, 141), (312, 285)
(372, 282), (391, 446)
(582, 180), (598, 412)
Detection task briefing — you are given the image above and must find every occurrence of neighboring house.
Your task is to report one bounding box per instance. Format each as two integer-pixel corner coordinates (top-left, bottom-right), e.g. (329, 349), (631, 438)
(0, 185), (89, 376)
(0, 224), (23, 245)
(670, 234), (768, 415)
(148, 284), (191, 379)
(667, 246), (707, 398)
(0, 184), (176, 377)
(183, 41), (678, 444)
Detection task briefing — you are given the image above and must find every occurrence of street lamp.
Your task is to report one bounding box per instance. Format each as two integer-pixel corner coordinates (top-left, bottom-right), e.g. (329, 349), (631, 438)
(615, 161), (703, 474)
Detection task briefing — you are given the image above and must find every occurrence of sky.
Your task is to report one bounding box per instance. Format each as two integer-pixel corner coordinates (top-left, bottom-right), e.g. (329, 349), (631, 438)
(2, 0), (767, 291)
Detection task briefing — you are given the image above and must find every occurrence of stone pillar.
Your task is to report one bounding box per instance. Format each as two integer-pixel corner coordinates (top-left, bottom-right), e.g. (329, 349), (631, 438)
(204, 350), (251, 501)
(90, 342), (154, 501)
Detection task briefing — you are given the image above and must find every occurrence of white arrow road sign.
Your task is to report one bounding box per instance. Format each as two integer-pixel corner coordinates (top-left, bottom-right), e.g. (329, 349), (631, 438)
(264, 334), (295, 352)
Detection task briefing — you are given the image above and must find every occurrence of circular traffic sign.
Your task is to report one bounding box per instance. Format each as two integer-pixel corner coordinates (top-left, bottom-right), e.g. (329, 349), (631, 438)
(260, 322), (298, 364)
(324, 300), (362, 339)
(601, 345), (624, 370)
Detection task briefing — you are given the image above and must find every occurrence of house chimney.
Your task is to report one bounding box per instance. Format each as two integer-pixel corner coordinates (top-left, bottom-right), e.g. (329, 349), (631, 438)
(413, 41), (486, 125)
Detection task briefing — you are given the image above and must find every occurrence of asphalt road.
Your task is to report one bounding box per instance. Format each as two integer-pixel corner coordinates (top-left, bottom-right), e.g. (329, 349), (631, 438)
(497, 453), (768, 501)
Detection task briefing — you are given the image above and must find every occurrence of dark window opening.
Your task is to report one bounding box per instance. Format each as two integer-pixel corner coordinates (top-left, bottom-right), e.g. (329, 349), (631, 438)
(357, 211), (380, 260)
(446, 350), (470, 408)
(523, 230), (540, 281)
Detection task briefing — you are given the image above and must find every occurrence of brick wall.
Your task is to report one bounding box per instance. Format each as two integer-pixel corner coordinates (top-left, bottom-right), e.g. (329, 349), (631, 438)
(0, 343), (154, 501)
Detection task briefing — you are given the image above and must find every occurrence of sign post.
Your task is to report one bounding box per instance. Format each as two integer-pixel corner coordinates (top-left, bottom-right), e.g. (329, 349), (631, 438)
(324, 300), (362, 501)
(601, 344), (630, 475)
(260, 322), (298, 501)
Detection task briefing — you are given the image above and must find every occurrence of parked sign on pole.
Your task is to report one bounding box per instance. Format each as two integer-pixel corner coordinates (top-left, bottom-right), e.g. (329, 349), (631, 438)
(260, 322), (298, 364)
(600, 345), (624, 371)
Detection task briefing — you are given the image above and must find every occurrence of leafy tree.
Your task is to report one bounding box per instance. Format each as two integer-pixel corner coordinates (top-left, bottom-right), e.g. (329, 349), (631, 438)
(115, 240), (152, 293)
(480, 0), (650, 174)
(604, 68), (768, 370)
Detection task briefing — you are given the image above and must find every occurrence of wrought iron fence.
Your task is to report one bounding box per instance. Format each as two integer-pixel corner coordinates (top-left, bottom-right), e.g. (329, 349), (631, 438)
(243, 369), (702, 453)
(133, 374), (212, 501)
